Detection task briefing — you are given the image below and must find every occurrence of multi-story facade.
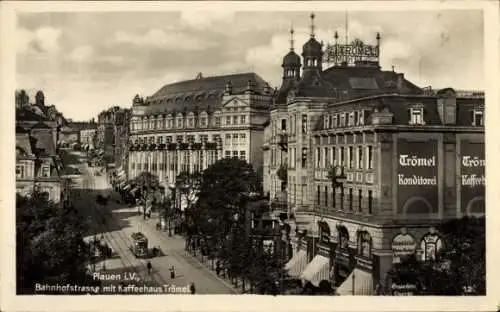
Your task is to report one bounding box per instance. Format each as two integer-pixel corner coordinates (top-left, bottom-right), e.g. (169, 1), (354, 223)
(96, 107), (130, 169)
(266, 15), (485, 295)
(127, 72), (272, 192)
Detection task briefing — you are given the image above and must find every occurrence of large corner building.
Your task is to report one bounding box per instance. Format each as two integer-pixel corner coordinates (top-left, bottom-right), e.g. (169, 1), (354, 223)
(127, 72), (273, 194)
(264, 14), (485, 295)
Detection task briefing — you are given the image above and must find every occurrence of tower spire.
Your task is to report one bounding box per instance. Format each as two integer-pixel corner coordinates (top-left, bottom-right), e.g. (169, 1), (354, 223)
(290, 24), (295, 51)
(310, 12), (316, 38)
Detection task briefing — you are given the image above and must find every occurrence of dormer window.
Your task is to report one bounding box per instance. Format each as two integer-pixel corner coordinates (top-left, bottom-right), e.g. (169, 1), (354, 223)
(340, 114), (346, 127)
(188, 117), (194, 128)
(348, 112), (355, 126)
(176, 118), (183, 128)
(472, 110), (483, 126)
(324, 116), (329, 129)
(41, 165), (50, 177)
(16, 164), (25, 179)
(409, 107), (425, 125)
(200, 117), (207, 127)
(358, 110), (365, 125)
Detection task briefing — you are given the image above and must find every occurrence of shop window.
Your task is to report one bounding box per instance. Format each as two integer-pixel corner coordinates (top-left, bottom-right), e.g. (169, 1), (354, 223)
(472, 110), (483, 126)
(357, 231), (372, 258)
(420, 234), (443, 261)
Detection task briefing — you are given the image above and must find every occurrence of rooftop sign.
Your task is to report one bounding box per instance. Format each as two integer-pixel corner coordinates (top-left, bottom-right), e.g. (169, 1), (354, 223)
(325, 38), (380, 66)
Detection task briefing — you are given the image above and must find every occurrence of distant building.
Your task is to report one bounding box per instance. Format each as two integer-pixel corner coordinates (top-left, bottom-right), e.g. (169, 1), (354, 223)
(265, 14), (485, 295)
(127, 72), (272, 195)
(96, 107), (131, 172)
(16, 123), (68, 204)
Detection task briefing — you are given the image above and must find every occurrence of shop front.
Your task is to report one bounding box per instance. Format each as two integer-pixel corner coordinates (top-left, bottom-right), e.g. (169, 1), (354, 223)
(333, 224), (355, 288)
(299, 221), (336, 288)
(336, 230), (374, 295)
(460, 140), (485, 215)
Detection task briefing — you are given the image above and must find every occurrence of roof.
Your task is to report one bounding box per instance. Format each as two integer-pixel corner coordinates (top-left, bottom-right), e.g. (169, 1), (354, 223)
(276, 65), (423, 104)
(30, 121), (53, 130)
(283, 51), (301, 66)
(302, 37), (323, 56)
(16, 133), (34, 156)
(30, 132), (56, 156)
(141, 72), (269, 115)
(16, 107), (51, 122)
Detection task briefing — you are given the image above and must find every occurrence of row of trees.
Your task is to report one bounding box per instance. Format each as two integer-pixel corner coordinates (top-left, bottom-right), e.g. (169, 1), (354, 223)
(388, 216), (485, 295)
(17, 191), (99, 294)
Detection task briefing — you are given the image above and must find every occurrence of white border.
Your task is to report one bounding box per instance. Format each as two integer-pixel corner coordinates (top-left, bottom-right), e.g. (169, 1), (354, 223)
(1, 1), (499, 311)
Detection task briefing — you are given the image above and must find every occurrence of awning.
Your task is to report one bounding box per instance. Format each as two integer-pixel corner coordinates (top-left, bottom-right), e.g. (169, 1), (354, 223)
(119, 180), (127, 187)
(130, 186), (139, 194)
(285, 249), (308, 278)
(122, 184), (131, 191)
(336, 269), (374, 295)
(117, 170), (126, 179)
(300, 254), (330, 287)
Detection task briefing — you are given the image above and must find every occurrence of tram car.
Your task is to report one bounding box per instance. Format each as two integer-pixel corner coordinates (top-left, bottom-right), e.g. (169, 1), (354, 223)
(130, 232), (148, 258)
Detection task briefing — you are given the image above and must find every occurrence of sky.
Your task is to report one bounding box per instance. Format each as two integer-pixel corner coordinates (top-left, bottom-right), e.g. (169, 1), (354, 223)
(16, 10), (484, 121)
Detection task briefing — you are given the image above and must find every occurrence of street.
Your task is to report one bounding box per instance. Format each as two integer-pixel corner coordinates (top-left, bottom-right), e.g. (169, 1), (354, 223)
(68, 151), (236, 294)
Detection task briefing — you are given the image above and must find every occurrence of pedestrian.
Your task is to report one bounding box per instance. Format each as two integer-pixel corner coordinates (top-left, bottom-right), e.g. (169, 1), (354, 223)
(189, 282), (196, 295)
(146, 261), (152, 275)
(215, 264), (221, 276)
(170, 266), (175, 279)
(156, 222), (161, 231)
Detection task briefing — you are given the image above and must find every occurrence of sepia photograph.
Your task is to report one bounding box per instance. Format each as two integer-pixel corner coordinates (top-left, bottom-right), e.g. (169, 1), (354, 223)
(2, 1), (499, 311)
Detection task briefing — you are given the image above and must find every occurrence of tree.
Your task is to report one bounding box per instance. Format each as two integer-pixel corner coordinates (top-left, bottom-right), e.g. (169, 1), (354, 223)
(175, 170), (202, 216)
(131, 172), (160, 207)
(17, 190), (92, 294)
(388, 216), (485, 295)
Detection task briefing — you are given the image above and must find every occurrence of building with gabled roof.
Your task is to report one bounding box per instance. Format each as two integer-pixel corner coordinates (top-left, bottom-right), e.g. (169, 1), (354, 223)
(264, 13), (485, 296)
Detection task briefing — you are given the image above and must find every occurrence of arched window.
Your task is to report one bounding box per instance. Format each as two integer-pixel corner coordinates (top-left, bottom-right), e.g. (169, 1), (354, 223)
(337, 225), (349, 250)
(420, 233), (443, 261)
(318, 221), (331, 243)
(176, 113), (184, 128)
(166, 114), (173, 129)
(199, 111), (208, 128)
(357, 231), (372, 258)
(187, 112), (195, 128)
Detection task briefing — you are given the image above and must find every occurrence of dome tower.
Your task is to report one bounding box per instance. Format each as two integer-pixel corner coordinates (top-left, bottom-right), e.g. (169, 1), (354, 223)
(282, 26), (301, 81)
(302, 13), (323, 72)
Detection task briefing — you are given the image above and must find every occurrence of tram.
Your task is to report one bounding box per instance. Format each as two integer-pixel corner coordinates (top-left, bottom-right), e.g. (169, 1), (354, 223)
(130, 232), (148, 258)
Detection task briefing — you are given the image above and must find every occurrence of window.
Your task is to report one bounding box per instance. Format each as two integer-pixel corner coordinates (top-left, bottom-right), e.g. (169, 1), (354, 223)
(332, 188), (336, 209)
(232, 133), (238, 145)
(420, 234), (443, 261)
(333, 115), (338, 127)
(317, 185), (321, 205)
(176, 135), (183, 143)
(331, 147), (336, 166)
(324, 148), (330, 167)
(366, 146), (373, 169)
(349, 188), (353, 211)
(240, 115), (246, 124)
(358, 110), (365, 125)
(472, 110), (483, 126)
(340, 114), (345, 127)
(409, 108), (425, 125)
(348, 112), (355, 126)
(348, 146), (354, 168)
(340, 147), (345, 166)
(177, 118), (183, 128)
(157, 136), (163, 144)
(16, 165), (25, 179)
(41, 165), (50, 177)
(200, 117), (207, 127)
(233, 116), (238, 125)
(200, 135), (208, 142)
(281, 119), (287, 131)
(324, 116), (329, 129)
(301, 148), (308, 168)
(225, 151), (231, 158)
(215, 117), (221, 127)
(226, 116), (231, 125)
(358, 189), (363, 212)
(324, 185), (328, 206)
(187, 135), (195, 143)
(225, 134), (231, 145)
(357, 146), (363, 169)
(232, 151), (238, 158)
(239, 151), (246, 161)
(301, 115), (308, 134)
(368, 190), (373, 214)
(340, 188), (345, 210)
(188, 118), (194, 128)
(354, 111), (359, 125)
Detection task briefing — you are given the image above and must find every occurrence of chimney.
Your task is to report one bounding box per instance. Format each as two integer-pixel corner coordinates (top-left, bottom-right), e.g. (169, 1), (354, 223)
(396, 73), (405, 91)
(225, 81), (233, 95)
